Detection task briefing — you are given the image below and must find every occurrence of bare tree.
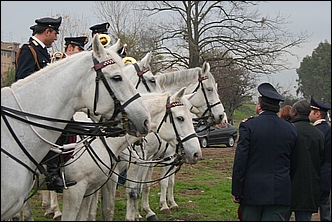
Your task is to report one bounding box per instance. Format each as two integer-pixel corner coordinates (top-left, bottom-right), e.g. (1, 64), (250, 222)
(143, 1), (309, 75)
(92, 1), (162, 60)
(91, 1), (310, 116)
(212, 61), (257, 124)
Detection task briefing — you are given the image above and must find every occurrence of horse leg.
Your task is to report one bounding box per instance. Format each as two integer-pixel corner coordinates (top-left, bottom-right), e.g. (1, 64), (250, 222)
(21, 199), (34, 221)
(42, 190), (53, 219)
(141, 165), (158, 220)
(76, 192), (97, 221)
(10, 199), (33, 221)
(61, 185), (87, 220)
(159, 166), (171, 213)
(100, 172), (118, 221)
(167, 173), (179, 211)
(125, 164), (142, 221)
(11, 211), (21, 221)
(87, 192), (99, 221)
(49, 191), (62, 220)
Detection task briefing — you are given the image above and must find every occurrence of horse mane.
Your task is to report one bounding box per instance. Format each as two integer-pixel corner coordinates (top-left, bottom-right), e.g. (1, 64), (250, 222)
(12, 49), (124, 89)
(155, 67), (215, 88)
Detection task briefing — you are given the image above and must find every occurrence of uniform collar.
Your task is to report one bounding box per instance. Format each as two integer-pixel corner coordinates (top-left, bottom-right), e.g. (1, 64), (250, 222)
(32, 36), (46, 48)
(313, 119), (326, 126)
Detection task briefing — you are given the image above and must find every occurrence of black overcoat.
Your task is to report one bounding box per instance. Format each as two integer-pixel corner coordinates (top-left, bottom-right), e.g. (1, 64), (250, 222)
(289, 117), (324, 213)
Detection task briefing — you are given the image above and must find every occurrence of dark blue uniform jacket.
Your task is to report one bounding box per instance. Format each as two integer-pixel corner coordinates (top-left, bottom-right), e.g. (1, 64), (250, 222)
(15, 37), (50, 81)
(232, 111), (298, 206)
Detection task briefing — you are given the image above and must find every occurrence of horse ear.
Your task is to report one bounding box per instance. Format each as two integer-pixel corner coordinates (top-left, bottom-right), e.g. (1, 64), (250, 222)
(109, 39), (121, 52)
(171, 87), (186, 102)
(140, 51), (152, 68)
(92, 34), (107, 60)
(202, 62), (210, 74)
(184, 92), (196, 101)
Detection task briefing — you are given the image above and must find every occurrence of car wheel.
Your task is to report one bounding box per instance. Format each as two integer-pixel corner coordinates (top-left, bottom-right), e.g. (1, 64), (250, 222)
(200, 137), (208, 148)
(227, 137), (235, 147)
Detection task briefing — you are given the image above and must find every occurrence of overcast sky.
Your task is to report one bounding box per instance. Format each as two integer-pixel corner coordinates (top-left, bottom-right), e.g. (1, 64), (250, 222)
(1, 1), (331, 95)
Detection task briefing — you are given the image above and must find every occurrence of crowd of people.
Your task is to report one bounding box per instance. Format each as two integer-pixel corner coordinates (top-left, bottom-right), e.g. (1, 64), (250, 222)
(232, 83), (331, 221)
(14, 15), (330, 221)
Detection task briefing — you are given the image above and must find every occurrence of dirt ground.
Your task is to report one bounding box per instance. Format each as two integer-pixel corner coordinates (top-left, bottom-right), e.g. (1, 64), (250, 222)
(198, 147), (320, 221)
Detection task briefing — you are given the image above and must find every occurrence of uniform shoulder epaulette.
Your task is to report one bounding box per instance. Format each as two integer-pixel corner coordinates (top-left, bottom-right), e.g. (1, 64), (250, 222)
(32, 40), (39, 46)
(313, 119), (325, 126)
(242, 116), (254, 122)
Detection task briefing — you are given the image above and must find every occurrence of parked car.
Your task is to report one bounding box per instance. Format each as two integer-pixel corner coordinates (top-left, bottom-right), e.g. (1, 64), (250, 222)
(195, 123), (238, 148)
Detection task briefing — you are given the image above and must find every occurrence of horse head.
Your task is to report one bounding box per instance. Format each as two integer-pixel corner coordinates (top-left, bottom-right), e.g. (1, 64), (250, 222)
(86, 35), (151, 137)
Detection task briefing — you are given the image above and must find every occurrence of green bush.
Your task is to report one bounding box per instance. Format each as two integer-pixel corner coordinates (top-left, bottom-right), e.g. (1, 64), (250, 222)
(1, 66), (15, 87)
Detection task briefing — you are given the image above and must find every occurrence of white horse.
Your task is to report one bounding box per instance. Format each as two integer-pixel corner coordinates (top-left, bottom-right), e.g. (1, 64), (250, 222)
(106, 62), (227, 221)
(35, 49), (162, 222)
(60, 88), (202, 220)
(21, 50), (161, 222)
(136, 64), (228, 220)
(0, 34), (151, 221)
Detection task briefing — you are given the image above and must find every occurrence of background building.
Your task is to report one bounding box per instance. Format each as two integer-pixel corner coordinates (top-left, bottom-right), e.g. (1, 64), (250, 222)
(1, 41), (20, 75)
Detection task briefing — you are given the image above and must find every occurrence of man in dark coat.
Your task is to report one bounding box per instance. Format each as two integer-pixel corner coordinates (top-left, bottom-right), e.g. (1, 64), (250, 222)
(309, 97), (331, 221)
(285, 100), (325, 221)
(232, 82), (298, 221)
(15, 17), (62, 81)
(15, 16), (76, 192)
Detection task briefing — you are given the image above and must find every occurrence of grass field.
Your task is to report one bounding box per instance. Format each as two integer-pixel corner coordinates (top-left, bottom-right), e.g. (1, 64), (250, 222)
(26, 148), (239, 221)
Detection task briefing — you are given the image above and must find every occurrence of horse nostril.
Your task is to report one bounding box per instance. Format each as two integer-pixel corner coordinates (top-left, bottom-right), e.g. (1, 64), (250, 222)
(144, 119), (150, 132)
(194, 152), (202, 161)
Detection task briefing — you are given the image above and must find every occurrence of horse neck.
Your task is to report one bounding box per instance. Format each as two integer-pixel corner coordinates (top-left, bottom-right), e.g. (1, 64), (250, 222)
(143, 132), (170, 159)
(104, 134), (141, 157)
(140, 93), (168, 132)
(157, 68), (200, 93)
(11, 55), (91, 121)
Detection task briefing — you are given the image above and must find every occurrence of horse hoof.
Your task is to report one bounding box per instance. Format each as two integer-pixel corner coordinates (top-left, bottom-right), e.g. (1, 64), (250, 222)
(54, 216), (61, 221)
(147, 214), (158, 221)
(161, 208), (171, 214)
(170, 205), (179, 211)
(53, 215), (62, 221)
(44, 212), (54, 219)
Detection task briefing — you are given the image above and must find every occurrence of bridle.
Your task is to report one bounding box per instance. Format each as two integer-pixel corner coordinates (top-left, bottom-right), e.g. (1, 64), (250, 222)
(191, 71), (222, 127)
(132, 63), (152, 92)
(157, 96), (197, 158)
(92, 55), (141, 122)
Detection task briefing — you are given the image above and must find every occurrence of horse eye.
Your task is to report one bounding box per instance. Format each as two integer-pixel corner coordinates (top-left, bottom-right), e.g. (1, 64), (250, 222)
(206, 87), (213, 92)
(177, 116), (184, 121)
(112, 75), (122, 81)
(149, 78), (156, 83)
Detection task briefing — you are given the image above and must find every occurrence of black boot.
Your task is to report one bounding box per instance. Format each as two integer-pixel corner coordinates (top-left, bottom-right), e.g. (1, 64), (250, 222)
(44, 151), (76, 192)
